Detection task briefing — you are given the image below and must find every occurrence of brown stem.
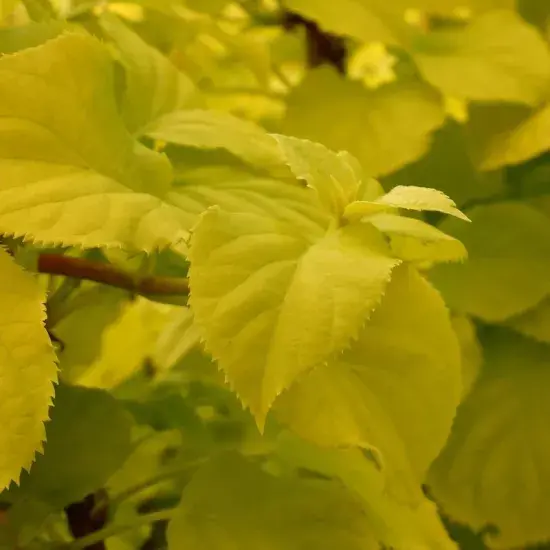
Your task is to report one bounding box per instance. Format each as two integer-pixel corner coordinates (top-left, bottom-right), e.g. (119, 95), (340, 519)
(37, 254), (189, 297)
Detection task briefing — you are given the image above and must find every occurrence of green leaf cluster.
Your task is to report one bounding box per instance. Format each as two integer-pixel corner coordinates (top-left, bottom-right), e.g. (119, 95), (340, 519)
(1, 1), (550, 549)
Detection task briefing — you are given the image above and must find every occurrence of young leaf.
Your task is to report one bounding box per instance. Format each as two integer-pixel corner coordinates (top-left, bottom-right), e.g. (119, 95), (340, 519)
(282, 68), (445, 177)
(188, 207), (400, 425)
(0, 248), (57, 490)
(0, 32), (189, 251)
(99, 13), (196, 134)
(275, 265), (462, 498)
(431, 202), (550, 322)
(413, 10), (550, 105)
(344, 186), (470, 222)
(428, 329), (550, 549)
(167, 453), (379, 550)
(272, 135), (360, 218)
(368, 213), (468, 264)
(145, 110), (283, 170)
(16, 384), (133, 508)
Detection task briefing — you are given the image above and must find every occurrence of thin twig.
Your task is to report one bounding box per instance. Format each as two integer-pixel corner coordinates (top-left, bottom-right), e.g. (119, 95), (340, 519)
(37, 254), (189, 297)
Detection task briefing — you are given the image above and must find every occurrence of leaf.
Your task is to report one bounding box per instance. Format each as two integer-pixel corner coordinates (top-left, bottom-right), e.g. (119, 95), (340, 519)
(272, 135), (361, 218)
(428, 329), (550, 549)
(0, 0), (17, 20)
(275, 265), (462, 499)
(413, 10), (550, 105)
(344, 186), (470, 221)
(62, 297), (173, 390)
(145, 110), (282, 170)
(283, 0), (513, 47)
(382, 123), (505, 208)
(54, 286), (128, 382)
(0, 248), (57, 490)
(467, 102), (550, 170)
(431, 202), (550, 322)
(16, 384), (133, 508)
(99, 14), (195, 134)
(152, 307), (203, 372)
(506, 296), (550, 344)
(452, 315), (482, 398)
(170, 165), (330, 240)
(368, 213), (468, 264)
(276, 432), (457, 550)
(188, 206), (400, 424)
(0, 20), (68, 54)
(167, 453), (379, 550)
(0, 32), (189, 251)
(282, 68), (445, 177)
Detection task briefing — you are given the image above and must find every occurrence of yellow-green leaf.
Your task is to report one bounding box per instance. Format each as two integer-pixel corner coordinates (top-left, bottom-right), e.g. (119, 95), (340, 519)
(145, 110), (282, 170)
(413, 10), (550, 105)
(431, 202), (550, 322)
(188, 207), (400, 425)
(429, 329), (550, 549)
(272, 135), (361, 218)
(368, 213), (467, 264)
(0, 32), (188, 251)
(17, 384), (133, 507)
(282, 68), (445, 177)
(0, 248), (57, 490)
(506, 296), (550, 344)
(99, 13), (196, 134)
(275, 265), (462, 499)
(167, 453), (379, 550)
(276, 432), (457, 550)
(344, 186), (470, 222)
(467, 102), (550, 170)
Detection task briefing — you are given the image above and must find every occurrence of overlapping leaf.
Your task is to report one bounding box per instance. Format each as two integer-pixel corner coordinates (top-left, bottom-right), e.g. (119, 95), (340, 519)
(431, 202), (550, 322)
(145, 110), (283, 170)
(273, 134), (361, 217)
(344, 186), (469, 221)
(16, 384), (133, 508)
(413, 10), (550, 105)
(0, 32), (189, 251)
(188, 205), (400, 425)
(429, 329), (550, 549)
(0, 248), (57, 490)
(368, 214), (468, 264)
(170, 165), (330, 237)
(167, 453), (379, 550)
(284, 0), (513, 46)
(99, 14), (196, 134)
(467, 102), (550, 170)
(276, 433), (458, 550)
(282, 68), (445, 177)
(275, 265), (462, 498)
(383, 123), (505, 208)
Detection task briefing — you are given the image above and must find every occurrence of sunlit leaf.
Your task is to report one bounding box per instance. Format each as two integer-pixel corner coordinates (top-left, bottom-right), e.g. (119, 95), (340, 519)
(188, 206), (399, 424)
(0, 248), (57, 490)
(276, 266), (461, 499)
